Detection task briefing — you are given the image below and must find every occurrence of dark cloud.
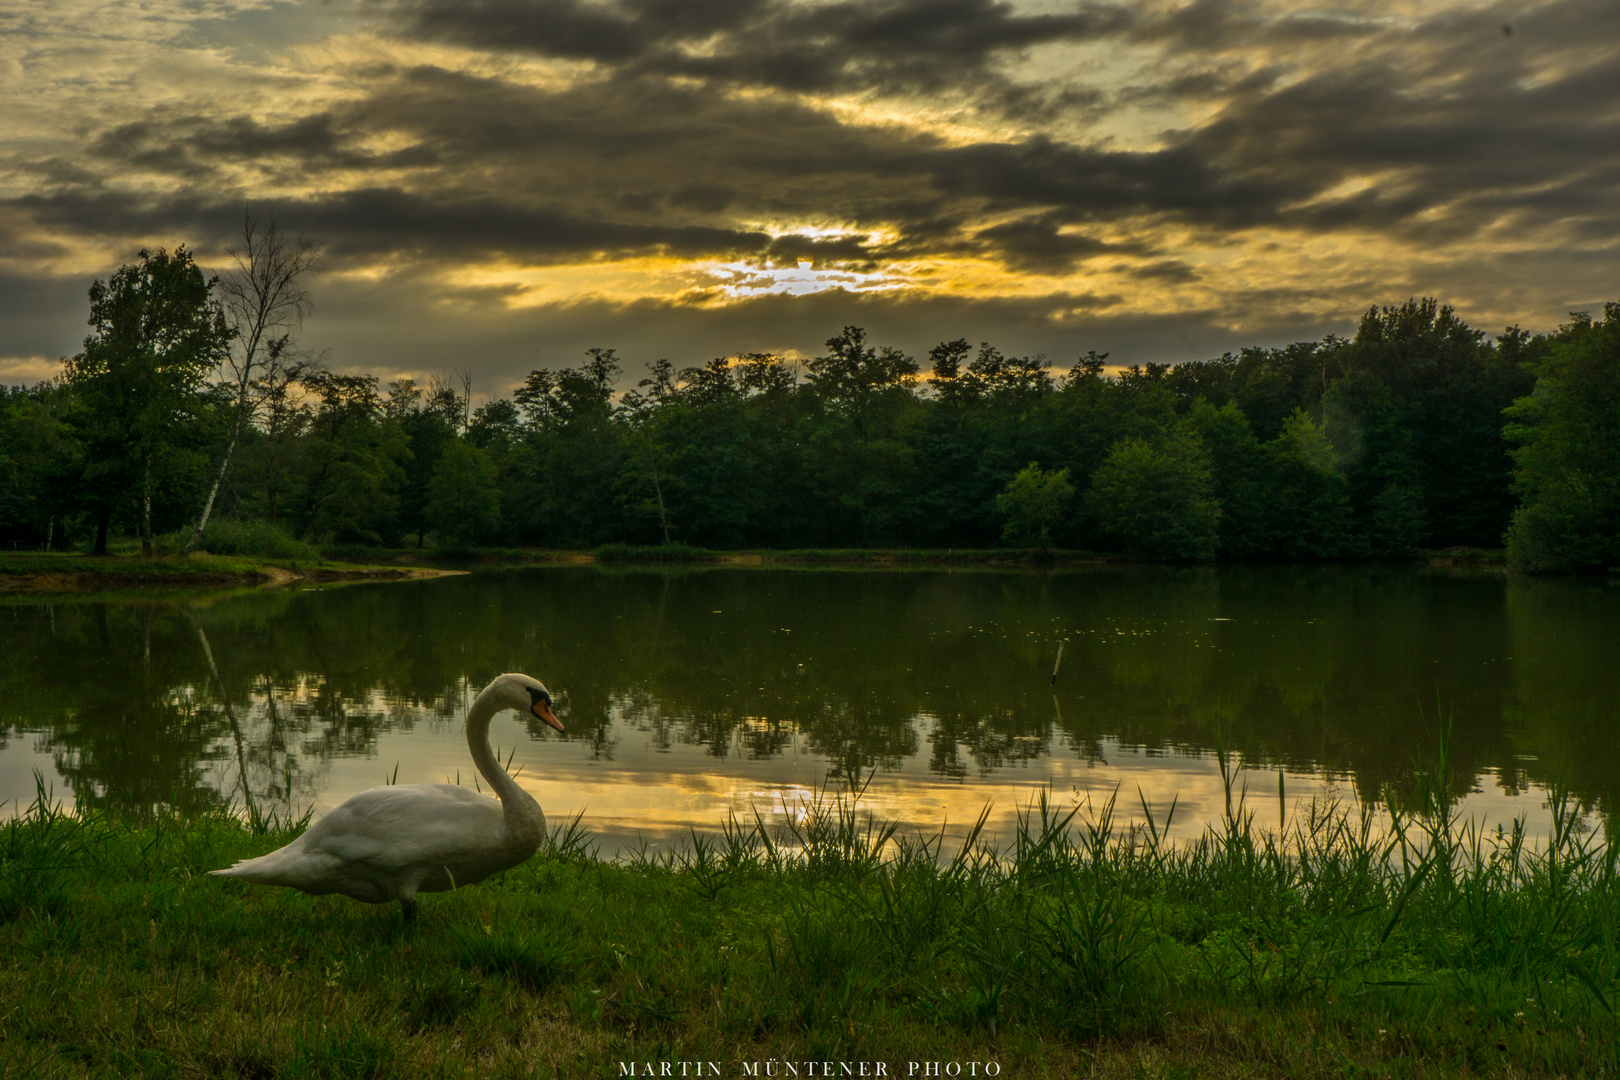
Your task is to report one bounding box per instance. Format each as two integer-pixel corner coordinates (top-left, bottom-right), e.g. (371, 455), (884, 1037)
(407, 0), (653, 61)
(391, 0), (1126, 100)
(973, 216), (1135, 274)
(12, 186), (784, 264)
(1124, 259), (1199, 284)
(39, 0), (1620, 269)
(91, 112), (440, 181)
(7, 0), (1620, 378)
(0, 207), (74, 263)
(0, 267), (94, 364)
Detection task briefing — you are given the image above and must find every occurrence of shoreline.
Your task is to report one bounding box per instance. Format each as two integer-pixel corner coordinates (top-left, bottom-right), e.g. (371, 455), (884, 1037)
(0, 552), (465, 595)
(0, 546), (1510, 594)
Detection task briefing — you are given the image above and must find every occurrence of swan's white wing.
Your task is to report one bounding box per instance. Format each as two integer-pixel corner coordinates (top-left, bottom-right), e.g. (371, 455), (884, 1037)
(300, 783), (504, 865)
(214, 783), (506, 901)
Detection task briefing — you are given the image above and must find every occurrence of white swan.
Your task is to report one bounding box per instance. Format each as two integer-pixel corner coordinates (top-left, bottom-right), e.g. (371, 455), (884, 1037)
(211, 673), (564, 922)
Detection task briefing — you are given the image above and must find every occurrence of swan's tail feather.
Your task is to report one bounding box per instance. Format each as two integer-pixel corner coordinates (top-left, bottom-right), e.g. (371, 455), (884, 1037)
(210, 853), (284, 883)
(210, 844), (308, 886)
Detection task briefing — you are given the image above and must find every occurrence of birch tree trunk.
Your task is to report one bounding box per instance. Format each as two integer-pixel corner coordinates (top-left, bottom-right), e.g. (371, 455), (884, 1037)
(185, 207), (320, 554)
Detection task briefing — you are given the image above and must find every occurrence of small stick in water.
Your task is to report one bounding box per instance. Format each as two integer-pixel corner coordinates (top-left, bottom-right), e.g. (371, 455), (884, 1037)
(1050, 640), (1065, 685)
(1278, 769), (1286, 834)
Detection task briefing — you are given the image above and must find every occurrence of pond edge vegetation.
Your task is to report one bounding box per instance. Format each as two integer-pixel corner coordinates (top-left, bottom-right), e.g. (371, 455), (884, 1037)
(0, 541), (1520, 594)
(6, 728), (1620, 1077)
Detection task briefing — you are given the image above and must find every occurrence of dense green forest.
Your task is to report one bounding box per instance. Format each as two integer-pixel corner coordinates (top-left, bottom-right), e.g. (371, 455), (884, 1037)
(2, 236), (1617, 569)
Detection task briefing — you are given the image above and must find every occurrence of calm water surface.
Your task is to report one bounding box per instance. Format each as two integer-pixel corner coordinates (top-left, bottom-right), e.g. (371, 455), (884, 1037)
(2, 566), (1616, 852)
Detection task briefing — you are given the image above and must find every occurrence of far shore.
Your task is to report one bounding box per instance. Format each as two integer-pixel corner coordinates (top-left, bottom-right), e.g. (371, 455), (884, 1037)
(0, 544), (1510, 595)
(0, 551), (465, 595)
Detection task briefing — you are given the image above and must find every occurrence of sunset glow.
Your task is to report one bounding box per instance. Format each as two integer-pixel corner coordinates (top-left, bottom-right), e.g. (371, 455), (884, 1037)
(1, 0), (1614, 388)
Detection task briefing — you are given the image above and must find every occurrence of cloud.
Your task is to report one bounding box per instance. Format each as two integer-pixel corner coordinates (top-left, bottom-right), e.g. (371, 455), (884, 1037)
(973, 215), (1136, 274)
(89, 112), (442, 181)
(390, 0), (1128, 101)
(35, 0), (1620, 255)
(3, 0), (1619, 379)
(1124, 259), (1198, 283)
(0, 266), (92, 367)
(0, 356), (64, 384)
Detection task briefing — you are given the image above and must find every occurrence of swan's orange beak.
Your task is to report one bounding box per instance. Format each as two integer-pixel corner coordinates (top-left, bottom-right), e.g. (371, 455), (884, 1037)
(532, 700), (565, 734)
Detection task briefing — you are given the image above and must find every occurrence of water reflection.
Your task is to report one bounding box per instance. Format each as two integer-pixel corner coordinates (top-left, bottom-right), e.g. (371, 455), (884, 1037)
(0, 568), (1615, 850)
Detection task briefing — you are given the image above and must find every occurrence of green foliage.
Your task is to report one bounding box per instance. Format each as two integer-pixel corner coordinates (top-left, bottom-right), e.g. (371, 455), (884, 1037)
(1506, 304), (1620, 571)
(0, 383), (74, 546)
(389, 378), (459, 547)
(425, 439), (501, 550)
(7, 286), (1611, 565)
(181, 517), (321, 562)
(1264, 410), (1357, 559)
(1188, 400), (1270, 557)
(64, 246), (233, 553)
(289, 372), (404, 545)
(1086, 428), (1221, 559)
(994, 462), (1074, 549)
(1337, 299), (1531, 548)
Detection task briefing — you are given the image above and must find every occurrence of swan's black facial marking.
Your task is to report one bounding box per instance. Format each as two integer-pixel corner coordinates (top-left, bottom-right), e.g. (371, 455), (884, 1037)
(528, 684), (564, 732)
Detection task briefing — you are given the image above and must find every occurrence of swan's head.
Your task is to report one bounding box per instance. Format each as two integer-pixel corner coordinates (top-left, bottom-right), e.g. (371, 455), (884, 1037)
(493, 673), (564, 734)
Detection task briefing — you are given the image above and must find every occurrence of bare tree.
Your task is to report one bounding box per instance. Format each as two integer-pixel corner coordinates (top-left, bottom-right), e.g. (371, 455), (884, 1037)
(185, 207), (321, 553)
(425, 369), (474, 432)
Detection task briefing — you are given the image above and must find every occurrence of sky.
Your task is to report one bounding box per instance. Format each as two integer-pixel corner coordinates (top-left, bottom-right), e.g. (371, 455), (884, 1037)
(1, 0), (1616, 395)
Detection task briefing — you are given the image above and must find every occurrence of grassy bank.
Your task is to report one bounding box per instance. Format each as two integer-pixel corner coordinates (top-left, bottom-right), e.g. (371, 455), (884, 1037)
(2, 544), (1507, 590)
(341, 544), (1091, 568)
(0, 551), (460, 593)
(4, 756), (1618, 1079)
(369, 545), (1506, 571)
(432, 545), (1110, 569)
(0, 551), (296, 591)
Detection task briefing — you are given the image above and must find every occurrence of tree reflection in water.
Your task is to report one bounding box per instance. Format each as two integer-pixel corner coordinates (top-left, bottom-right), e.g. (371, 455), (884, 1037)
(0, 566), (1614, 829)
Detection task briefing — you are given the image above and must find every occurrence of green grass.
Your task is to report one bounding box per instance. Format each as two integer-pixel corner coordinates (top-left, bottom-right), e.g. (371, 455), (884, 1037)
(0, 550), (280, 579)
(591, 543), (720, 563)
(1418, 547), (1508, 565)
(770, 547), (1100, 565)
(0, 547), (430, 594)
(5, 746), (1620, 1077)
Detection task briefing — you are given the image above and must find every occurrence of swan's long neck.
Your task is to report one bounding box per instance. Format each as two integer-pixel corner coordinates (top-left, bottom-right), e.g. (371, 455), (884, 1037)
(466, 683), (544, 839)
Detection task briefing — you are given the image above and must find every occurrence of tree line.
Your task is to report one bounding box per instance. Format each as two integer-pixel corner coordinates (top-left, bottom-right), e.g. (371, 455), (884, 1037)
(1, 221), (1616, 569)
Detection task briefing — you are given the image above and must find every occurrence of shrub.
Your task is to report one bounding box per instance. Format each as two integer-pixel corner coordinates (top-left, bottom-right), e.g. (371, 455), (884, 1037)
(168, 519), (321, 563)
(995, 462), (1074, 550)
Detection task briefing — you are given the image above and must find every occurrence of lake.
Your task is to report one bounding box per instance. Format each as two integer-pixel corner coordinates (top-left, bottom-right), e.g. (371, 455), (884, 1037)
(1, 565), (1615, 853)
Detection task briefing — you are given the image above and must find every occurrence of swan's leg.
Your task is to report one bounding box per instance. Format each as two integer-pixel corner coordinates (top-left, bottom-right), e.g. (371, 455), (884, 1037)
(401, 898), (418, 924)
